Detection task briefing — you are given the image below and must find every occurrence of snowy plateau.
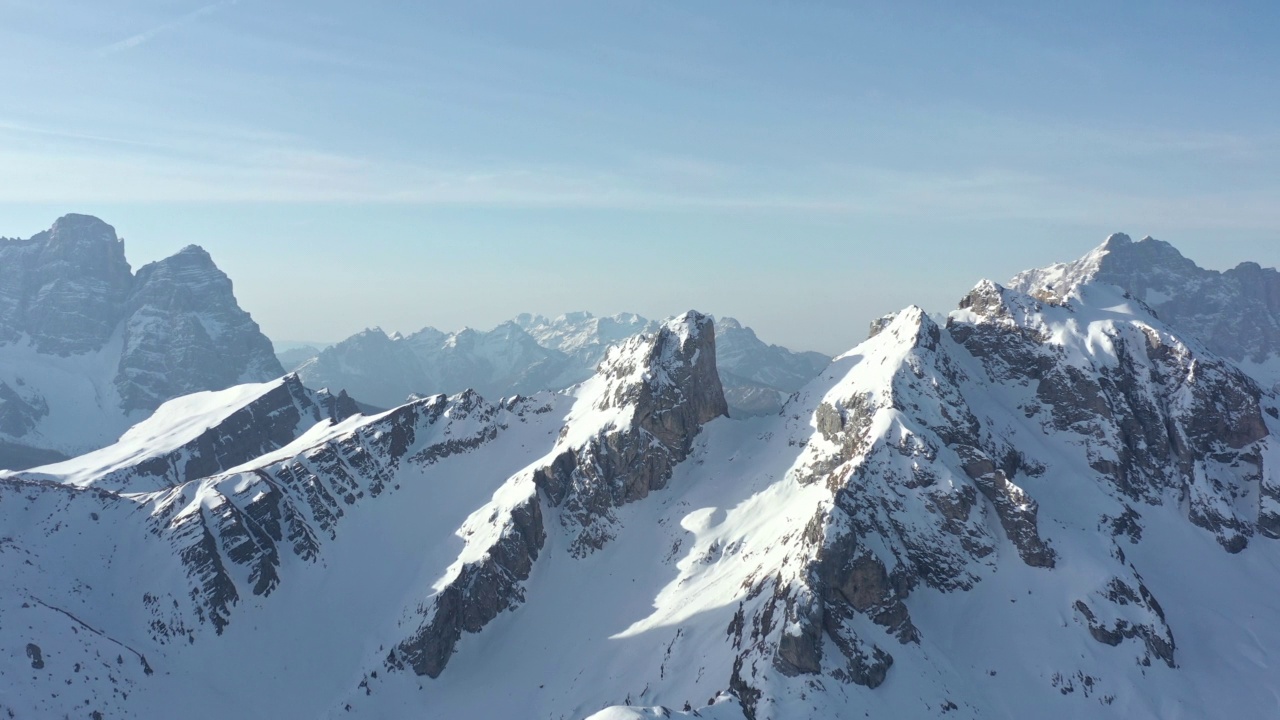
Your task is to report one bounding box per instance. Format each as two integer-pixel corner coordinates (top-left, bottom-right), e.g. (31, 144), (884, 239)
(3, 225), (1280, 719)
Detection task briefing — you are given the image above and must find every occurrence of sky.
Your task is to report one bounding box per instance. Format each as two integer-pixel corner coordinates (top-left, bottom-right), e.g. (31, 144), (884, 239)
(2, 1), (1279, 355)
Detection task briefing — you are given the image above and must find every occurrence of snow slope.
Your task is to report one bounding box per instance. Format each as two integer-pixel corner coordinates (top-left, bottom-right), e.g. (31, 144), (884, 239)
(5, 252), (1280, 720)
(8, 374), (359, 492)
(0, 333), (136, 459)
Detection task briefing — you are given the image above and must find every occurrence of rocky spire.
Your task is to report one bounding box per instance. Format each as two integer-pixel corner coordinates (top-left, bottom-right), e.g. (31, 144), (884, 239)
(394, 311), (729, 678)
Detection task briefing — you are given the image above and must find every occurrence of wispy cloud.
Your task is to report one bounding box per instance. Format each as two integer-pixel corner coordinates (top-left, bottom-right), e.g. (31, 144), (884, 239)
(2, 107), (1279, 235)
(100, 0), (237, 56)
(0, 120), (164, 149)
(3, 136), (1278, 234)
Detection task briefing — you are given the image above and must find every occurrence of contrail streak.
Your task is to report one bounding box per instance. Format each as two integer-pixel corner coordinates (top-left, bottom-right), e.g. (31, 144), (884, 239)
(100, 0), (237, 56)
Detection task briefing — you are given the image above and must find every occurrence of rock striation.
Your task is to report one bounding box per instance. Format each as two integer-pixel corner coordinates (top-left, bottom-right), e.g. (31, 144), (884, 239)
(117, 245), (283, 412)
(0, 214), (133, 354)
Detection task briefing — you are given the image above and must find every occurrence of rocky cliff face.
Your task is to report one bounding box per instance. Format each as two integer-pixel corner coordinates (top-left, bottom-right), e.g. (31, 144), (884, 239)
(393, 311), (728, 678)
(681, 272), (1274, 719)
(117, 245), (283, 412)
(0, 215), (284, 468)
(0, 214), (133, 355)
(0, 310), (729, 717)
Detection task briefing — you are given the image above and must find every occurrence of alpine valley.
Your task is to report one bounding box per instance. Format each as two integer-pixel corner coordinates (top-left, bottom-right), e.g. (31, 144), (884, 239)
(3, 221), (1280, 720)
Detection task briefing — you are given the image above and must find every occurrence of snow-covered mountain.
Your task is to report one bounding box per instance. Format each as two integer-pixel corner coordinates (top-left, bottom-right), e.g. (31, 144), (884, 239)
(0, 215), (284, 469)
(515, 311), (659, 366)
(274, 342), (326, 370)
(712, 316), (830, 415)
(291, 311), (828, 418)
(13, 374), (358, 493)
(1011, 233), (1280, 388)
(292, 322), (576, 410)
(6, 237), (1280, 719)
(518, 311), (827, 416)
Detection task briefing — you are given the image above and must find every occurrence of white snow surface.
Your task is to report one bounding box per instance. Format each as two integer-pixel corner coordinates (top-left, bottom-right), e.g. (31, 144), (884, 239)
(4, 300), (1280, 720)
(0, 333), (139, 454)
(10, 379), (291, 488)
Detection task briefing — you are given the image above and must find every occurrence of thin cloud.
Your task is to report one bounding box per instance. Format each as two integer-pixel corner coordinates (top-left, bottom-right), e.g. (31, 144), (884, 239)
(0, 120), (164, 150)
(101, 0), (237, 56)
(2, 119), (1279, 233)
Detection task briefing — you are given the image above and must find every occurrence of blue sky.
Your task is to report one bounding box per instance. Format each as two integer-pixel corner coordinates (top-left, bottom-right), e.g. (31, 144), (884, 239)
(2, 1), (1278, 353)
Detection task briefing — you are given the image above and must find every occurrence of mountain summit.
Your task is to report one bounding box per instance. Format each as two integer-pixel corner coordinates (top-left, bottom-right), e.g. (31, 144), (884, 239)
(0, 215), (284, 468)
(1012, 233), (1280, 386)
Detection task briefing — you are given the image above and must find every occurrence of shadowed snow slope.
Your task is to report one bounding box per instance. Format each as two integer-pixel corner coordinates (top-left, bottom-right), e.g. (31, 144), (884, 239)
(5, 244), (1280, 720)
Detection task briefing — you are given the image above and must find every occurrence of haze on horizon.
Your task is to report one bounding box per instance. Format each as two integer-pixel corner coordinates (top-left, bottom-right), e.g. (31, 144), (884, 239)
(2, 1), (1278, 355)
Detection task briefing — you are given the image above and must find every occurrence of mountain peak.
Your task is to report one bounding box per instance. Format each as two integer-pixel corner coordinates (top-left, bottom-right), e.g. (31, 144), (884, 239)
(717, 315), (744, 330)
(512, 312), (549, 328)
(1101, 231), (1132, 249)
(1009, 233), (1192, 305)
(1008, 232), (1280, 385)
(296, 309), (821, 418)
(869, 304), (941, 352)
(0, 214), (134, 356)
(14, 228), (1280, 718)
(171, 243), (215, 263)
(48, 210), (119, 238)
(0, 215), (285, 465)
(1108, 234), (1186, 261)
(666, 309), (713, 343)
(957, 279), (1011, 316)
(559, 310), (595, 324)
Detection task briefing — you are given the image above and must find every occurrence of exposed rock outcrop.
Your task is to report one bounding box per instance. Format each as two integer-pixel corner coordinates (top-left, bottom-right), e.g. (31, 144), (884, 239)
(0, 214), (133, 354)
(395, 311), (728, 678)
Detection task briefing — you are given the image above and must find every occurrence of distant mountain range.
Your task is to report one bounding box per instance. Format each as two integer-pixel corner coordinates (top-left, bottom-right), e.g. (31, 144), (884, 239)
(5, 219), (1280, 719)
(285, 311), (829, 418)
